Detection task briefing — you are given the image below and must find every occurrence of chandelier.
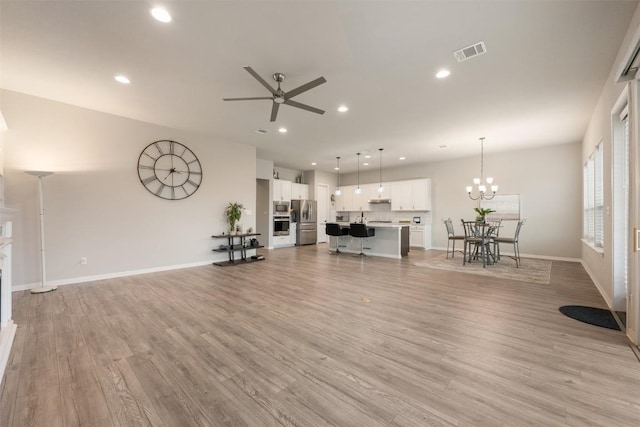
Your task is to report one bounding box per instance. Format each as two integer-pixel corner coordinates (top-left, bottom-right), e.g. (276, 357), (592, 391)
(466, 137), (498, 200)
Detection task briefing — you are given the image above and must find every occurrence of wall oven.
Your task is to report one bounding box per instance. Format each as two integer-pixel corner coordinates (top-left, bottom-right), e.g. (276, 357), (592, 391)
(273, 201), (290, 215)
(273, 216), (290, 236)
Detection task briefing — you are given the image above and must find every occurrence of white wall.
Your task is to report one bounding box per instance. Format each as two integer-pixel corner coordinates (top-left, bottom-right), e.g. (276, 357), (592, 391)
(255, 179), (270, 246)
(341, 142), (583, 259)
(273, 166), (301, 182)
(582, 3), (640, 344)
(3, 90), (257, 288)
(256, 158), (274, 180)
(304, 169), (337, 201)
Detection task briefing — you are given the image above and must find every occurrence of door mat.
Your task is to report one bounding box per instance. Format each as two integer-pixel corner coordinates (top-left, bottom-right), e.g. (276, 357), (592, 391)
(559, 305), (621, 331)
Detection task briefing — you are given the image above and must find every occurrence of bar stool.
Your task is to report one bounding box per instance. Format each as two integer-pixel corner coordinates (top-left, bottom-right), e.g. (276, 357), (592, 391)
(349, 223), (375, 257)
(325, 223), (349, 254)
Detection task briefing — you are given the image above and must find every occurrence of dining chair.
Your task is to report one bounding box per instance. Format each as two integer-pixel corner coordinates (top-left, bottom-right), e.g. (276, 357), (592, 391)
(444, 218), (465, 258)
(486, 218), (502, 256)
(493, 219), (526, 267)
(461, 220), (494, 268)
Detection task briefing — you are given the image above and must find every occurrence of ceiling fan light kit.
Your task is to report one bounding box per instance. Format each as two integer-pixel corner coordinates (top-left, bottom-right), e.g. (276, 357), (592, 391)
(223, 66), (327, 122)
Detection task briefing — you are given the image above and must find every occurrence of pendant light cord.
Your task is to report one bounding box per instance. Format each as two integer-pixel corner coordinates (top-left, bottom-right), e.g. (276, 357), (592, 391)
(480, 137), (485, 182)
(356, 152), (361, 189)
(379, 148), (383, 188)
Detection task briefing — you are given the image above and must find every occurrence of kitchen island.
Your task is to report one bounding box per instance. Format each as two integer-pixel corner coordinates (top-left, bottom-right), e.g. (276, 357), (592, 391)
(329, 223), (410, 259)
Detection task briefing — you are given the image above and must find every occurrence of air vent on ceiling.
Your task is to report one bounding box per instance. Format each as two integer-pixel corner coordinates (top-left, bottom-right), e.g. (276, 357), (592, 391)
(254, 129), (270, 134)
(453, 41), (487, 62)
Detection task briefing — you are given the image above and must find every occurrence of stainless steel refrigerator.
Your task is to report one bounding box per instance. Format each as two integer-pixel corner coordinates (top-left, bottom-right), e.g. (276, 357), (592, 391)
(291, 199), (317, 246)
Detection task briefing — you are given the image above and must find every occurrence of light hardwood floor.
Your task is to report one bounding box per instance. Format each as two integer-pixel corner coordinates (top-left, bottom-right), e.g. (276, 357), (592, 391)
(1, 246), (639, 426)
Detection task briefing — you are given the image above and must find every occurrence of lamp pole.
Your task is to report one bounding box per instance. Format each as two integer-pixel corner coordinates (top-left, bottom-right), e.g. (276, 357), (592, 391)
(25, 171), (57, 294)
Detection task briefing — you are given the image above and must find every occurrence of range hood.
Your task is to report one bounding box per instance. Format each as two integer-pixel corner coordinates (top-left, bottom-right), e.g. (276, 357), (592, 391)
(368, 198), (391, 204)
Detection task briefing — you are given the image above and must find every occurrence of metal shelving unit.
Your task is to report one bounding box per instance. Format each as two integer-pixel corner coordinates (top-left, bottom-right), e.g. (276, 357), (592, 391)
(212, 233), (264, 267)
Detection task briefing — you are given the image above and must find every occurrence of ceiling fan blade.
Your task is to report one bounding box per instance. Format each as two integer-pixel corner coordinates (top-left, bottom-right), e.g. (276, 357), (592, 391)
(283, 99), (325, 115)
(284, 76), (327, 99)
(223, 97), (273, 101)
(270, 102), (280, 122)
(243, 66), (278, 96)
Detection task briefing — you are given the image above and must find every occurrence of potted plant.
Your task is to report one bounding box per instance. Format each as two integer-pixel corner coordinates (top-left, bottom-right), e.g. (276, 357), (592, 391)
(225, 202), (244, 234)
(473, 207), (495, 223)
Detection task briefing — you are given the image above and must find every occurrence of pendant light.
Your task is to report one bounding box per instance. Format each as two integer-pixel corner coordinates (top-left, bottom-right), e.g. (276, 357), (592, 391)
(355, 152), (362, 194)
(377, 148), (384, 194)
(334, 157), (342, 196)
(466, 137), (498, 200)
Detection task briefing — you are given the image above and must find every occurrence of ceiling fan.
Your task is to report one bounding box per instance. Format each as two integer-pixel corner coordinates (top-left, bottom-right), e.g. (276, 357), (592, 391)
(223, 66), (327, 122)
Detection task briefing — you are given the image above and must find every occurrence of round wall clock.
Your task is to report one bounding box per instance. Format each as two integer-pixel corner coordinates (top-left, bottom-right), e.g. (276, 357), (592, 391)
(137, 139), (203, 200)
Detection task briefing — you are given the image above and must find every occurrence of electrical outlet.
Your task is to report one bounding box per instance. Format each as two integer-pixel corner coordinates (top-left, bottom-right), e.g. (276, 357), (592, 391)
(80, 257), (87, 265)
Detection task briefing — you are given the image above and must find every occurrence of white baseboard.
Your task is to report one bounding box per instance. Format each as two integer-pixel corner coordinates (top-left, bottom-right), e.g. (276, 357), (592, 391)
(12, 260), (215, 292)
(0, 320), (17, 384)
(580, 261), (639, 347)
(580, 260), (614, 309)
(429, 247), (580, 263)
(627, 329), (639, 348)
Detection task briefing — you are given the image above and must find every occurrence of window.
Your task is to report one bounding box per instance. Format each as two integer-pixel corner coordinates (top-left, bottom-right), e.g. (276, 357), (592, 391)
(613, 102), (630, 299)
(583, 142), (604, 249)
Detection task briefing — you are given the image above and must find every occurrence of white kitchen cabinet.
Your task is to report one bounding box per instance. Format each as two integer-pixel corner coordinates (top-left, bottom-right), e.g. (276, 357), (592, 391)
(409, 224), (432, 249)
(335, 186), (353, 211)
(391, 179), (431, 211)
(411, 179), (431, 210)
(273, 235), (291, 247)
(291, 183), (309, 200)
(273, 179), (292, 202)
(368, 182), (391, 202)
(352, 184), (372, 211)
(410, 226), (425, 248)
(391, 181), (413, 211)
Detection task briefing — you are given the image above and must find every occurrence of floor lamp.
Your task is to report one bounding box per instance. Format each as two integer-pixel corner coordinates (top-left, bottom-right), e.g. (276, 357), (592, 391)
(25, 171), (57, 294)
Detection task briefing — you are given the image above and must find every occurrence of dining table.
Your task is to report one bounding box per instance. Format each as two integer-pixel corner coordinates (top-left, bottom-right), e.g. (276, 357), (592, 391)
(461, 220), (501, 267)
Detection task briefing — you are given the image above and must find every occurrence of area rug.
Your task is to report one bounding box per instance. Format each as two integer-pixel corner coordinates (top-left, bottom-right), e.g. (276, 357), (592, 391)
(414, 253), (552, 284)
(559, 305), (621, 330)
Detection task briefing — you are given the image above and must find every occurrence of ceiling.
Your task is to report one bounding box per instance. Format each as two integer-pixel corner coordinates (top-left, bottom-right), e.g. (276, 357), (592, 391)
(1, 1), (637, 173)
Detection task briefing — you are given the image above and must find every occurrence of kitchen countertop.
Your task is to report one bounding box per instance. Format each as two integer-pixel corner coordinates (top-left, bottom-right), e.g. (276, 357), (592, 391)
(336, 222), (410, 228)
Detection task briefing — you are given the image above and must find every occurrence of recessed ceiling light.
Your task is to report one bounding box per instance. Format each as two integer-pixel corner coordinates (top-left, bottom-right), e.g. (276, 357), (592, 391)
(311, 162), (317, 166)
(334, 167), (340, 170)
(114, 75), (130, 84)
(151, 7), (172, 23)
(278, 127), (287, 133)
(363, 163), (369, 166)
(399, 156), (406, 160)
(338, 105), (349, 113)
(364, 155), (371, 159)
(436, 69), (451, 79)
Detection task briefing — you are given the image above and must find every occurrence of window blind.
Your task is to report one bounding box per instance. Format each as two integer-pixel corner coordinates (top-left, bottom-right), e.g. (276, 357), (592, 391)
(583, 142), (604, 247)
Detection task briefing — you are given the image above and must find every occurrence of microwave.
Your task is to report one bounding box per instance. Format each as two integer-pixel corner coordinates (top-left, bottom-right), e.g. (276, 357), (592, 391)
(273, 201), (290, 215)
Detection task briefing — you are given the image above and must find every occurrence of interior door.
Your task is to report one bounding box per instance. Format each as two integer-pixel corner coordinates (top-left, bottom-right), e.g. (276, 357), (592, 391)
(317, 184), (328, 243)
